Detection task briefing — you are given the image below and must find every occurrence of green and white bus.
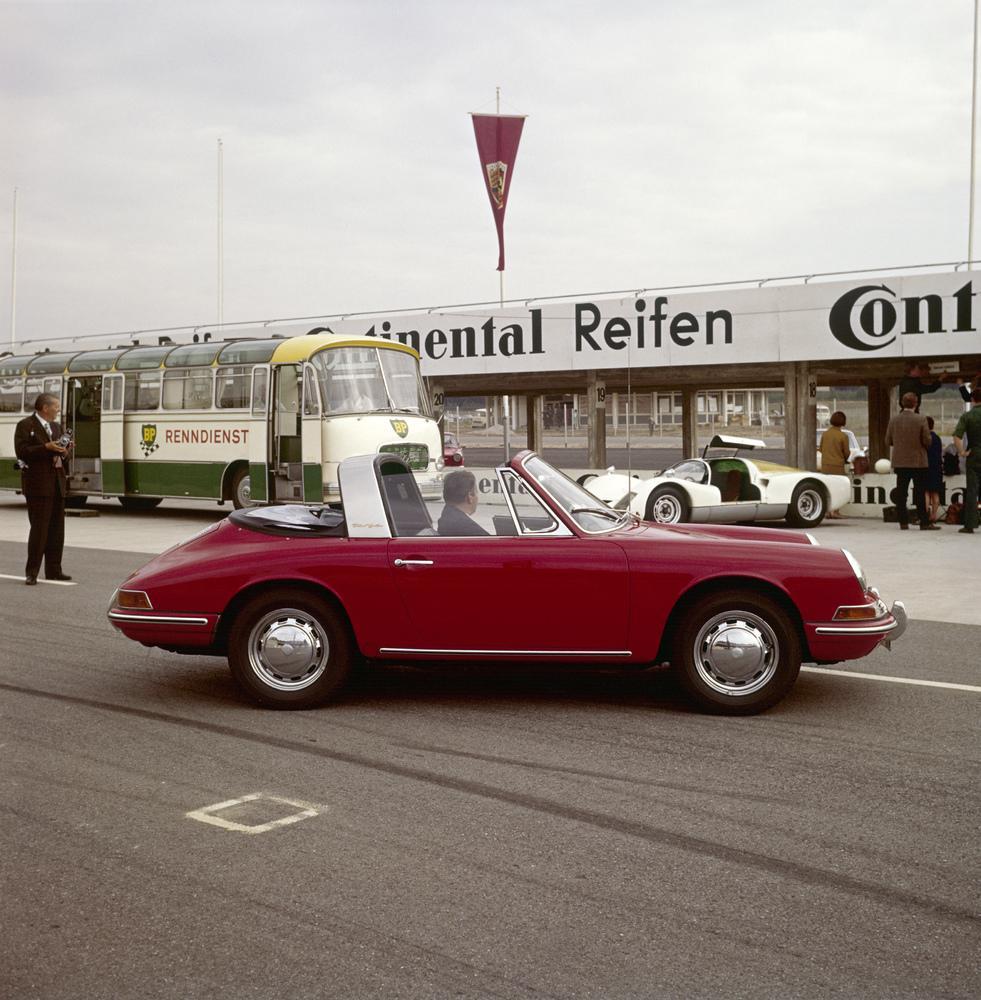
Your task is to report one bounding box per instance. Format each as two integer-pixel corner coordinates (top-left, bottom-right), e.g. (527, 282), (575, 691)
(0, 331), (443, 509)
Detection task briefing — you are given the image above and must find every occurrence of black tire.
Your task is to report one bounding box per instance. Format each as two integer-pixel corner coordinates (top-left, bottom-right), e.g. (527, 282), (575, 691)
(672, 590), (801, 715)
(65, 494), (89, 509)
(785, 480), (826, 528)
(230, 466), (251, 509)
(118, 496), (163, 511)
(228, 588), (353, 709)
(645, 485), (691, 524)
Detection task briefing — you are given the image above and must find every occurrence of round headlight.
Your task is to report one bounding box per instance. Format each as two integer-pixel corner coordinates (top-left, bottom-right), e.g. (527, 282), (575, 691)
(435, 456), (445, 471)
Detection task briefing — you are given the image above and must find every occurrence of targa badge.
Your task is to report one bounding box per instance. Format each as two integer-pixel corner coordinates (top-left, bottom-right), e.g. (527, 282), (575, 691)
(390, 419), (409, 439)
(140, 424), (159, 456)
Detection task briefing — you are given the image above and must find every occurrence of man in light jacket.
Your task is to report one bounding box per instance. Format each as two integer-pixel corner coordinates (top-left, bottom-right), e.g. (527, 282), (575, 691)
(884, 392), (938, 531)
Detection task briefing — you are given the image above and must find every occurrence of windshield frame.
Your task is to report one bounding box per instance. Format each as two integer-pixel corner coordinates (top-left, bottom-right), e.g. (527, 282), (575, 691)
(516, 453), (634, 535)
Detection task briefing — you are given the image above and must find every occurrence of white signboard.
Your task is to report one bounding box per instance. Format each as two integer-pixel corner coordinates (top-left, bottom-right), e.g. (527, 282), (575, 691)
(310, 270), (981, 377)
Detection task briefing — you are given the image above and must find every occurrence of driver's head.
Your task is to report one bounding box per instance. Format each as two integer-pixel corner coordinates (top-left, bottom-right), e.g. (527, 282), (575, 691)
(443, 469), (478, 513)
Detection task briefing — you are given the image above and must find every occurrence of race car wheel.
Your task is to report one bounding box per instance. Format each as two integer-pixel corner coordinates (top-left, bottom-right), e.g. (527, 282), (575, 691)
(645, 486), (691, 524)
(674, 590), (801, 715)
(228, 589), (354, 709)
(786, 480), (827, 527)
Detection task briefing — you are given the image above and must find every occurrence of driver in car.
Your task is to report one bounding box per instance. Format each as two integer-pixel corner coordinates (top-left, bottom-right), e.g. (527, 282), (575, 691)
(437, 470), (489, 536)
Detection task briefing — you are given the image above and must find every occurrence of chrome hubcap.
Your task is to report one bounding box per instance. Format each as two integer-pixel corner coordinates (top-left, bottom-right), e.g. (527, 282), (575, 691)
(693, 610), (779, 696)
(237, 475), (252, 506)
(247, 608), (329, 691)
(652, 494), (682, 523)
(796, 489), (822, 520)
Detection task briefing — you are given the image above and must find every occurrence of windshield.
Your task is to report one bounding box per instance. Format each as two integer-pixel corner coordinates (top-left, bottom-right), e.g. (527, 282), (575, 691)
(522, 455), (630, 533)
(313, 346), (428, 416)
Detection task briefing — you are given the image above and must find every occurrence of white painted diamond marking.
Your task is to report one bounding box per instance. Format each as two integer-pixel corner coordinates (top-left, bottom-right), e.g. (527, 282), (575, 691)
(186, 793), (323, 834)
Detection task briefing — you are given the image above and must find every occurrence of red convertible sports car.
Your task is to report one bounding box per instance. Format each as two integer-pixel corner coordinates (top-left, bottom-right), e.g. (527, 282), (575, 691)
(108, 452), (906, 715)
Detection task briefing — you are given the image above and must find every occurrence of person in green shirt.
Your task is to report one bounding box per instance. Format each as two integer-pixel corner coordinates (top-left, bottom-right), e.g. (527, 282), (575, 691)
(953, 387), (981, 534)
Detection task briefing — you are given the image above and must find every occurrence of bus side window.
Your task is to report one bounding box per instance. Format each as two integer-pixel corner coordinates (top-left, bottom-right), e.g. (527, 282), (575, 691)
(251, 368), (268, 415)
(0, 378), (21, 412)
(217, 366), (250, 409)
(303, 366), (320, 416)
(125, 372), (161, 410)
(163, 369), (212, 410)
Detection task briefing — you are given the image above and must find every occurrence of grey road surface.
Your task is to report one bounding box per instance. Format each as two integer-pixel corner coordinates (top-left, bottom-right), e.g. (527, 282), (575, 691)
(1, 540), (978, 999)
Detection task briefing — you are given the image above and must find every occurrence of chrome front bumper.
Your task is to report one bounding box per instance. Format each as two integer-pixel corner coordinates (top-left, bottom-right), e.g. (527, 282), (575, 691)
(812, 600), (908, 651)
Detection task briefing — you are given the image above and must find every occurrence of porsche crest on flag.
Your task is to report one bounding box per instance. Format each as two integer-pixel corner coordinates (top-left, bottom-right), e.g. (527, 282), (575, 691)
(471, 112), (525, 271)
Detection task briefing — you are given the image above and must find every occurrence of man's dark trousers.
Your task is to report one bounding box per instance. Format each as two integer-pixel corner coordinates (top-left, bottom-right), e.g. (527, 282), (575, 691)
(26, 492), (66, 578)
(965, 460), (980, 531)
(895, 467), (928, 527)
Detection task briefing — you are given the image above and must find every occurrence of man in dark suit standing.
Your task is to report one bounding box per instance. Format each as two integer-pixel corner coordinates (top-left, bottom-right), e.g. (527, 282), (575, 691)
(14, 392), (74, 584)
(884, 391), (939, 532)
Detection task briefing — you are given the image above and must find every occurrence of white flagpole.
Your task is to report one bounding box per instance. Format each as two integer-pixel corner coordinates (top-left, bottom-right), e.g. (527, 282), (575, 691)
(217, 138), (224, 328)
(9, 186), (17, 348)
(971, 0), (978, 265)
(496, 86), (511, 461)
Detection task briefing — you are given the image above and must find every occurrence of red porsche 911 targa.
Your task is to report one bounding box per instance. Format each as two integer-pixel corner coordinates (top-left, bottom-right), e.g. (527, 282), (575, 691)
(108, 452), (906, 715)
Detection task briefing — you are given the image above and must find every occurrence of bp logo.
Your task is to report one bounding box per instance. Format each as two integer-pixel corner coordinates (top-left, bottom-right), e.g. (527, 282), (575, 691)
(139, 424), (159, 456)
(390, 419), (409, 438)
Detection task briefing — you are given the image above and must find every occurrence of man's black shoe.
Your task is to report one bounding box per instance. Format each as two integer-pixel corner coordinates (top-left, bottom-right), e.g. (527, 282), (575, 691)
(958, 527), (976, 534)
(919, 524), (941, 531)
(899, 523), (909, 530)
(25, 575), (37, 586)
(46, 573), (73, 581)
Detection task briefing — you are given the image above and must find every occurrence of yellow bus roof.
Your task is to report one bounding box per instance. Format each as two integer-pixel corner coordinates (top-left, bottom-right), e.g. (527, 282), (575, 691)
(269, 333), (420, 365)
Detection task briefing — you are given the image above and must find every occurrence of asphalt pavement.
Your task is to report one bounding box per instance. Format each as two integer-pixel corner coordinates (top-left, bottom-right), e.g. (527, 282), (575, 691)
(0, 495), (978, 999)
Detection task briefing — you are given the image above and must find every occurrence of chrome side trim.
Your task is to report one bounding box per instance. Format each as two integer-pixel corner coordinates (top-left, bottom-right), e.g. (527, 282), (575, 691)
(379, 647), (632, 657)
(109, 611), (211, 626)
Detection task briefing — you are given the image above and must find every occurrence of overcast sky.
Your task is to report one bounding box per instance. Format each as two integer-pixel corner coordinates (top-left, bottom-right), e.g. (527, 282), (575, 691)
(0, 0), (976, 345)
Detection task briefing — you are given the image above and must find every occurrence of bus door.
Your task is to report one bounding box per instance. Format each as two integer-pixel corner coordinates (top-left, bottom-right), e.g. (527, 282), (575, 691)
(300, 363), (323, 503)
(248, 364), (270, 504)
(65, 376), (104, 494)
(100, 374), (125, 495)
(271, 364), (304, 502)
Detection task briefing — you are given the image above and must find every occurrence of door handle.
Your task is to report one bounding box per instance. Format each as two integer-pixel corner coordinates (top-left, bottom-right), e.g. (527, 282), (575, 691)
(393, 558), (434, 567)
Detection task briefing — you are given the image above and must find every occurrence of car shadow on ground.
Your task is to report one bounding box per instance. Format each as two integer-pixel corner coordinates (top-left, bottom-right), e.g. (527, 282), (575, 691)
(120, 653), (843, 720)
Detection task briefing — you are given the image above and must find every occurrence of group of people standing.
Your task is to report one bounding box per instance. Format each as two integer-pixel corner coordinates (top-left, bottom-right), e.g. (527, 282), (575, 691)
(884, 386), (980, 534)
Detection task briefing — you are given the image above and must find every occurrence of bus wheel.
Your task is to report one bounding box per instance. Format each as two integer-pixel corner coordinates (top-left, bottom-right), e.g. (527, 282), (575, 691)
(65, 495), (88, 509)
(230, 467), (251, 509)
(118, 496), (163, 511)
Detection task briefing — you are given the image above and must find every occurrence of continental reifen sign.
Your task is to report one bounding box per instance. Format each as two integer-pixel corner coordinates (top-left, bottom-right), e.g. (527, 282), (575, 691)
(309, 271), (981, 377)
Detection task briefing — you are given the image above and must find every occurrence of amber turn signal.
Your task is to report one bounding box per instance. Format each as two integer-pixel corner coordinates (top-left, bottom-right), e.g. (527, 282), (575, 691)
(116, 589), (153, 610)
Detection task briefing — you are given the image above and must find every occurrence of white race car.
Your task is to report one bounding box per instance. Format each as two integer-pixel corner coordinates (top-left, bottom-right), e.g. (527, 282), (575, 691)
(582, 435), (851, 528)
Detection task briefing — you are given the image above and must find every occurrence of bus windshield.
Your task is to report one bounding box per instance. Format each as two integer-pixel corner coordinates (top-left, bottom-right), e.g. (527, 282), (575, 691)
(312, 346), (429, 416)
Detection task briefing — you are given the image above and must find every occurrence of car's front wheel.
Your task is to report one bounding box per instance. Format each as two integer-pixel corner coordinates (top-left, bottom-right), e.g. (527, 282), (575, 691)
(786, 480), (827, 527)
(228, 589), (354, 709)
(645, 485), (691, 524)
(673, 590), (801, 714)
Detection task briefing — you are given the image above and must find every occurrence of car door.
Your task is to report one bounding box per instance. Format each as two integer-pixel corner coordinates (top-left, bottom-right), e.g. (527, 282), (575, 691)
(385, 534), (630, 656)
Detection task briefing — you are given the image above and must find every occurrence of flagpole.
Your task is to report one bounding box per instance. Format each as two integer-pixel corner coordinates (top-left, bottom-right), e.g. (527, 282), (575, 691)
(970, 0), (979, 265)
(9, 186), (17, 349)
(496, 86), (511, 460)
(217, 138), (224, 328)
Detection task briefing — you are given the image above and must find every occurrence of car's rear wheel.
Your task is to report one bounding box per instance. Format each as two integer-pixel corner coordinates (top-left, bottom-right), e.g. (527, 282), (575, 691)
(786, 480), (827, 527)
(673, 590), (801, 714)
(645, 485), (691, 524)
(228, 589), (353, 709)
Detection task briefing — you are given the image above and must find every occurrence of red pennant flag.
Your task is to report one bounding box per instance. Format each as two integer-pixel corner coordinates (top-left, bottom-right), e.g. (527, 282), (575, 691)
(471, 113), (525, 271)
